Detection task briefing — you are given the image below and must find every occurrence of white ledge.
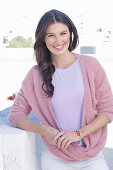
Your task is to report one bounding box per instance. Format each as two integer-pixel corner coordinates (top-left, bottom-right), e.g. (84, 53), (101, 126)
(0, 107), (41, 170)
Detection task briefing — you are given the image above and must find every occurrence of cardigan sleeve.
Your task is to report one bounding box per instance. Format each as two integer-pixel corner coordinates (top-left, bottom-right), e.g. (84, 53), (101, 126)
(94, 59), (113, 122)
(8, 68), (33, 127)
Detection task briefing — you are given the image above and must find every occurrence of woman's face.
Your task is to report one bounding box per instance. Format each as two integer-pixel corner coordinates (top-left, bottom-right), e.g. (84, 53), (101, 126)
(44, 22), (70, 56)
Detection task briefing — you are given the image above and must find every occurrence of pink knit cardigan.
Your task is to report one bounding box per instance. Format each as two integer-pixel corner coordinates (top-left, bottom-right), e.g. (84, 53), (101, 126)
(8, 53), (113, 162)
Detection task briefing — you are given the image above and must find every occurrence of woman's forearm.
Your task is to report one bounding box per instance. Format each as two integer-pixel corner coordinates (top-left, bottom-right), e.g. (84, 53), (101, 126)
(16, 117), (46, 135)
(16, 115), (110, 142)
(80, 115), (110, 138)
(16, 117), (60, 145)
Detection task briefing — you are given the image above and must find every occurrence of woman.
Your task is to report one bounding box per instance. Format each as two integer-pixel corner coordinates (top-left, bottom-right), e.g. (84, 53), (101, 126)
(8, 9), (113, 170)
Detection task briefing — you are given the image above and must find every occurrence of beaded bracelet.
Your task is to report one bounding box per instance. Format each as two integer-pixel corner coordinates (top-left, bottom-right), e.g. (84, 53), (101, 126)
(75, 129), (83, 138)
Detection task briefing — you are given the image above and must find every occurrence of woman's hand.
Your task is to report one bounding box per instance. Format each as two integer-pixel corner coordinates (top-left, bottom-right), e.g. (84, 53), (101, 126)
(52, 130), (82, 151)
(42, 125), (60, 146)
(6, 92), (17, 100)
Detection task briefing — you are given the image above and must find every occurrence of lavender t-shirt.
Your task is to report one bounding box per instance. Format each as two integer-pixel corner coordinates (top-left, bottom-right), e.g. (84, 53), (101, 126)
(41, 59), (85, 150)
(50, 59), (84, 131)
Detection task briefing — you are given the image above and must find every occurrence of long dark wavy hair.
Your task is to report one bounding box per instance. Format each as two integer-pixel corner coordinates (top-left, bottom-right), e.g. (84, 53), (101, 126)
(34, 9), (79, 98)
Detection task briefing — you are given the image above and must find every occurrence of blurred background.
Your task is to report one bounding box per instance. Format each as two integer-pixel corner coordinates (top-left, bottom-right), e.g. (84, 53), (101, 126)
(0, 0), (113, 110)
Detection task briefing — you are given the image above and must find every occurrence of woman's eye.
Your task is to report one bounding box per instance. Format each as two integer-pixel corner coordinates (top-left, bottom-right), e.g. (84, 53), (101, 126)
(48, 35), (53, 37)
(61, 32), (67, 35)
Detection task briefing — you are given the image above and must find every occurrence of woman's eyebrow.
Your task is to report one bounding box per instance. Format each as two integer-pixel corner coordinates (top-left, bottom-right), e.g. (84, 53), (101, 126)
(46, 30), (68, 35)
(46, 33), (54, 35)
(61, 30), (68, 33)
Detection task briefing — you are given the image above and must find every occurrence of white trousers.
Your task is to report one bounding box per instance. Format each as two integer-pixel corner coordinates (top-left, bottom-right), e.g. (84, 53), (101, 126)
(41, 147), (109, 170)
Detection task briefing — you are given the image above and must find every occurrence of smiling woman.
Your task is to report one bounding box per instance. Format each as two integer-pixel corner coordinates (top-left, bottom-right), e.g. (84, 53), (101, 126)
(8, 9), (113, 170)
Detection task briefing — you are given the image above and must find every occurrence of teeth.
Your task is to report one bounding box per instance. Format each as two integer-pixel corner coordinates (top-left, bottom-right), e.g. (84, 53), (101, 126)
(54, 45), (63, 49)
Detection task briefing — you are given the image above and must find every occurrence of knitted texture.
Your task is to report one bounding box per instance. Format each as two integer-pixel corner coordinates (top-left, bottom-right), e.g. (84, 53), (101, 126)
(8, 53), (113, 162)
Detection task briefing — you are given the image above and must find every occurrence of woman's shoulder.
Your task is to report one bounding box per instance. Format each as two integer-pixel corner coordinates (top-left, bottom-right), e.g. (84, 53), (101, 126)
(76, 53), (99, 64)
(76, 53), (103, 70)
(24, 65), (42, 81)
(76, 53), (106, 78)
(30, 65), (40, 71)
(27, 65), (40, 75)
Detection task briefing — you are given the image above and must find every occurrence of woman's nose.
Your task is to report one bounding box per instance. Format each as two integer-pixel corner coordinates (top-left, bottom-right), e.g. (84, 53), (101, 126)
(55, 36), (62, 44)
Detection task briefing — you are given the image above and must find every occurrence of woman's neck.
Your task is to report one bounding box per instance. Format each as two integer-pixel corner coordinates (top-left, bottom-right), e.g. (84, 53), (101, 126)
(52, 52), (76, 69)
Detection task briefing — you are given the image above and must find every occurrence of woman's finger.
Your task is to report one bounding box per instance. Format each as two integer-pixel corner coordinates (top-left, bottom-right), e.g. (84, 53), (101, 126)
(60, 137), (70, 150)
(63, 139), (72, 150)
(57, 135), (66, 148)
(52, 131), (65, 144)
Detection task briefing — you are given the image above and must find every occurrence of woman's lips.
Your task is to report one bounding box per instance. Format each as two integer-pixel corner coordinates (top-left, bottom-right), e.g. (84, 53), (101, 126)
(53, 44), (64, 50)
